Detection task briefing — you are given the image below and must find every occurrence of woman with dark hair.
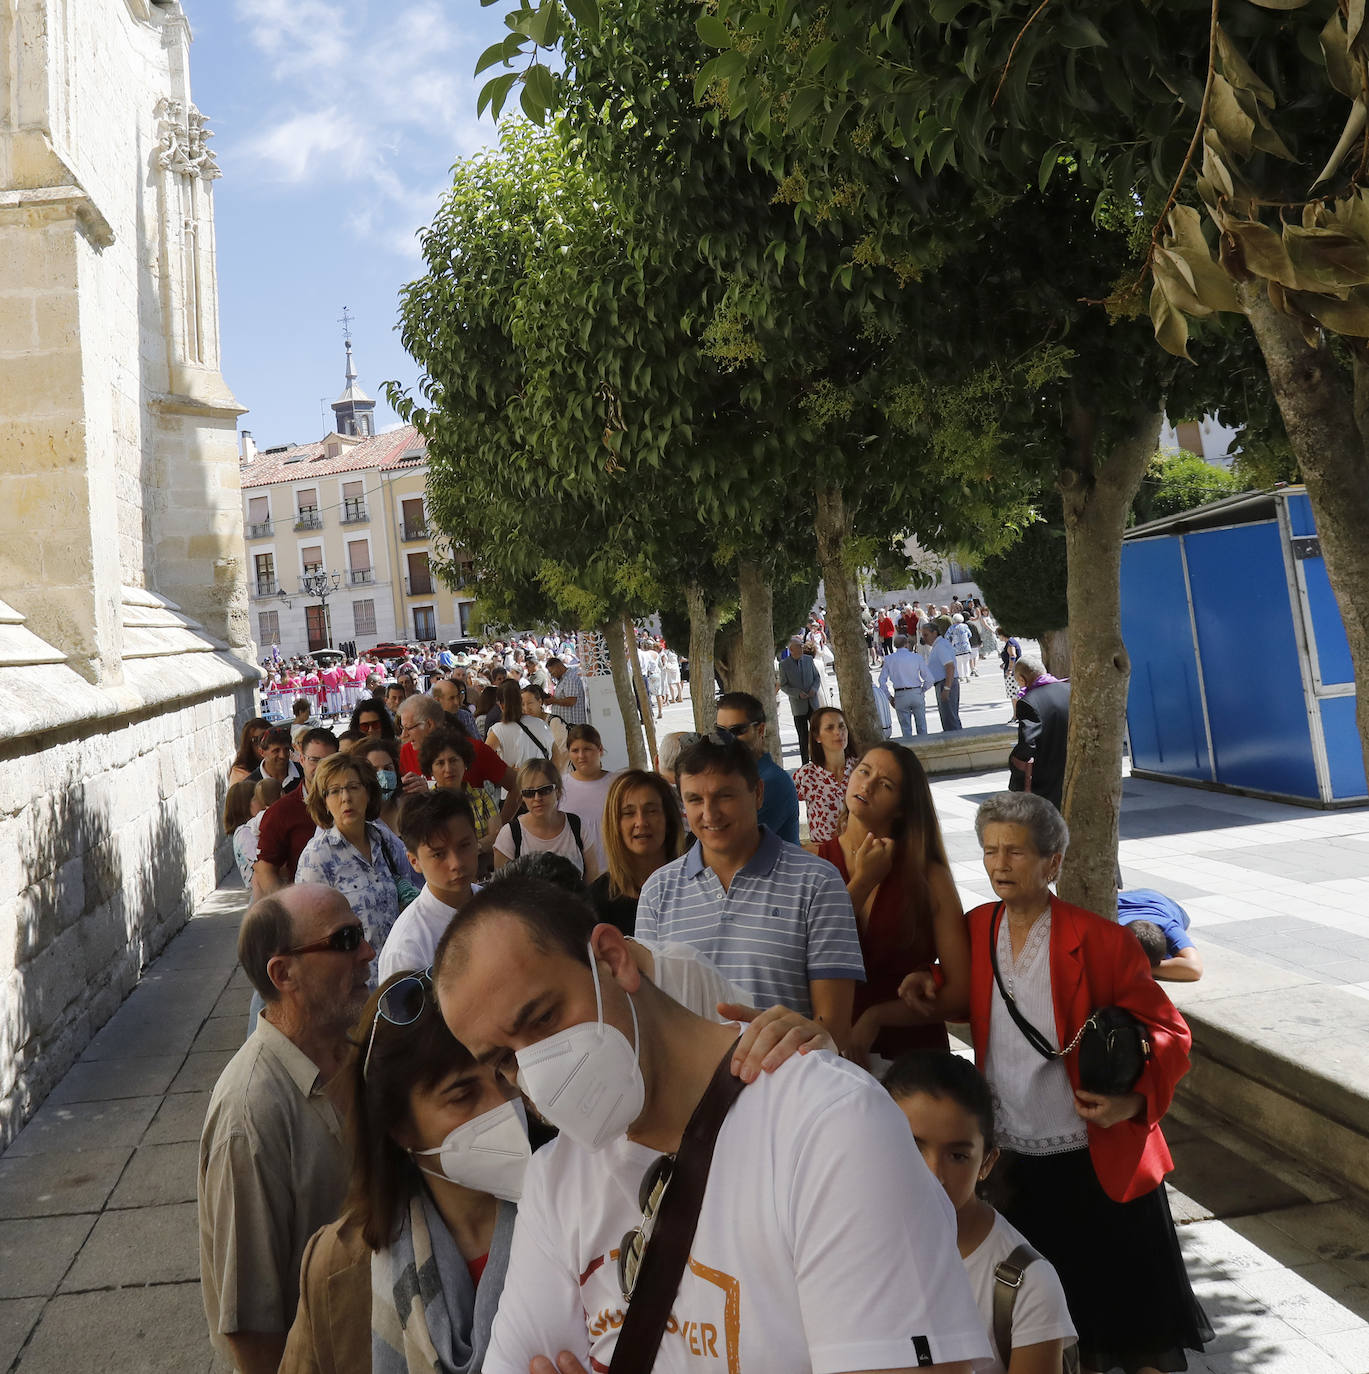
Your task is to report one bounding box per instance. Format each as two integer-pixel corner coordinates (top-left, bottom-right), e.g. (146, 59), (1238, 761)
(794, 707), (859, 846)
(350, 696), (396, 739)
(588, 770), (687, 935)
(816, 744), (970, 1063)
(360, 736), (404, 835)
(486, 679), (554, 772)
(471, 685), (498, 739)
(228, 716), (272, 785)
(280, 970), (523, 1374)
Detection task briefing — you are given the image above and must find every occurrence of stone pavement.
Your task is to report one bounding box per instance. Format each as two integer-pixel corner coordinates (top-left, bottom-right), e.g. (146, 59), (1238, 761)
(2, 667), (1367, 1373)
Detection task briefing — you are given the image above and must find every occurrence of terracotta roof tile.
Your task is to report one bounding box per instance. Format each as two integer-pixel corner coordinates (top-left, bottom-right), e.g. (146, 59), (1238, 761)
(240, 425), (427, 487)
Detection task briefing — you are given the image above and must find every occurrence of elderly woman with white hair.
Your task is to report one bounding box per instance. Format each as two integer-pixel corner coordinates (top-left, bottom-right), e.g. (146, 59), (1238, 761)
(947, 612), (976, 680)
(903, 791), (1210, 1373)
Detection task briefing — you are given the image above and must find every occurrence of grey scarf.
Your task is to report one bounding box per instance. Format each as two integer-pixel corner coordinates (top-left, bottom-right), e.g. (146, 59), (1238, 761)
(371, 1191), (516, 1374)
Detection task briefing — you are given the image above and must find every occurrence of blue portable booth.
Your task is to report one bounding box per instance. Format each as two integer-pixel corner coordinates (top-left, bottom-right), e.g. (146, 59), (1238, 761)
(1120, 486), (1366, 806)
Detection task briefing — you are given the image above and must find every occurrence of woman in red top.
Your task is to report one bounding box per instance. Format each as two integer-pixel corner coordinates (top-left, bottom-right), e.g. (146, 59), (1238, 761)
(817, 743), (970, 1063)
(925, 790), (1210, 1374)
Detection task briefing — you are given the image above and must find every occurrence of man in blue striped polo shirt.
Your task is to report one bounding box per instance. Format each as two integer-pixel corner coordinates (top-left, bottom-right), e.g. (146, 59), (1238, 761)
(634, 732), (864, 1041)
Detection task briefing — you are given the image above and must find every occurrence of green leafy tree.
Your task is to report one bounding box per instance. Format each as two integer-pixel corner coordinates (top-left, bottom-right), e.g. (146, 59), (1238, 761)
(1131, 450), (1245, 526)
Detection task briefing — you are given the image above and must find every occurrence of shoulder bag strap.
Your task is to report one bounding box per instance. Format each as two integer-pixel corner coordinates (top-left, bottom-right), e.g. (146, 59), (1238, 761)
(517, 720), (550, 758)
(609, 1041), (747, 1374)
(565, 810), (585, 859)
(988, 903), (1058, 1063)
(992, 1242), (1039, 1367)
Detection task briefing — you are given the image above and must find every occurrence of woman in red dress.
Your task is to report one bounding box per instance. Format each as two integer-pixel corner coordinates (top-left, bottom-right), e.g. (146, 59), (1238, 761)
(816, 743), (970, 1064)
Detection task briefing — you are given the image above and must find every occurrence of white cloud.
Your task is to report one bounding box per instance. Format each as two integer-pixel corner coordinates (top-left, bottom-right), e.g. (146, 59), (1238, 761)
(227, 0), (497, 257)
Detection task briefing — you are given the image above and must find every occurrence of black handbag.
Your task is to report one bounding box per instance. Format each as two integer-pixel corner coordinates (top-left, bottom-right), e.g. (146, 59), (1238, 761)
(989, 903), (1152, 1096)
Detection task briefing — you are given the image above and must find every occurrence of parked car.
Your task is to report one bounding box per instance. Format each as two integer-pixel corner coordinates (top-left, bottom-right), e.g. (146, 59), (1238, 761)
(308, 648), (345, 668)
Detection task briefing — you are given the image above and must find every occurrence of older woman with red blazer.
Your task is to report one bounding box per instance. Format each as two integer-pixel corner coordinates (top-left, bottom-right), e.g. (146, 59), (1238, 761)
(905, 791), (1211, 1374)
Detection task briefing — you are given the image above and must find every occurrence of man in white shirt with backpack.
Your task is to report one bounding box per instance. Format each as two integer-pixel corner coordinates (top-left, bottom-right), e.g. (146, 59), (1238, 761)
(433, 877), (988, 1374)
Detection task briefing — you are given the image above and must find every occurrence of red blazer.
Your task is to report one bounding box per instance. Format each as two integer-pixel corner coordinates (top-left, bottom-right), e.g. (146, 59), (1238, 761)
(968, 895), (1192, 1203)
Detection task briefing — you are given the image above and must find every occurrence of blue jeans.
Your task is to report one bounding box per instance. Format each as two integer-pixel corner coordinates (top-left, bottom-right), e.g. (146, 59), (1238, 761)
(892, 688), (927, 738)
(936, 678), (962, 731)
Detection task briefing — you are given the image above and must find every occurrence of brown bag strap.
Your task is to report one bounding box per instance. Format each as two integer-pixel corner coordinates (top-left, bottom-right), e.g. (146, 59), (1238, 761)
(609, 1040), (746, 1374)
(992, 1242), (1038, 1366)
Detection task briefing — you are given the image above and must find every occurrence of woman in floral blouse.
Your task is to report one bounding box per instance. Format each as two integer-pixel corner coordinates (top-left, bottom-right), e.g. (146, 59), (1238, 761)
(294, 753), (420, 964)
(794, 707), (859, 845)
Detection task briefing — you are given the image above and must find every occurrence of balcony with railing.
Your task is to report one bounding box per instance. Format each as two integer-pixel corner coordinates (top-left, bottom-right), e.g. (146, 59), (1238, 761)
(246, 519), (273, 539)
(340, 500), (369, 524)
(294, 507), (323, 531)
(405, 574), (434, 596)
(401, 520), (428, 541)
(253, 579), (280, 599)
(348, 569), (374, 585)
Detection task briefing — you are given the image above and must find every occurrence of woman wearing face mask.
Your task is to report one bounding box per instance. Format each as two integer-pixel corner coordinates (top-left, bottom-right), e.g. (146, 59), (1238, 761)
(280, 970), (525, 1374)
(363, 738), (405, 836)
(817, 744), (971, 1066)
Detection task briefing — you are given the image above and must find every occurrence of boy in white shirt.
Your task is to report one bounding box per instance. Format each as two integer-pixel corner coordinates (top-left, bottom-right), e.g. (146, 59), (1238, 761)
(379, 789), (481, 981)
(433, 877), (989, 1374)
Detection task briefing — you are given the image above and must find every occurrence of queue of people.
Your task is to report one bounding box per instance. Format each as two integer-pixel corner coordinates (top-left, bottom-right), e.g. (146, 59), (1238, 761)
(203, 645), (1210, 1374)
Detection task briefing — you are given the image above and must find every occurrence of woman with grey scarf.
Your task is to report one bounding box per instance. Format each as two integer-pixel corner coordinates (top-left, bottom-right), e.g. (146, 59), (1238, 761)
(280, 969), (524, 1374)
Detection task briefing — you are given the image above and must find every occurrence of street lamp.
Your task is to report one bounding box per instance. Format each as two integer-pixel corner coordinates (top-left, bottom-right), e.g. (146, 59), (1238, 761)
(279, 568), (342, 649)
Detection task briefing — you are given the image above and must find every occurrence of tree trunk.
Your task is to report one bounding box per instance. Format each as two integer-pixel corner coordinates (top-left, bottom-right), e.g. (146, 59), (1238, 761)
(603, 616), (648, 771)
(685, 581), (721, 734)
(624, 611), (660, 769)
(1056, 407), (1162, 920)
(1240, 283), (1369, 786)
(814, 484), (881, 750)
(737, 557), (783, 763)
(1038, 627), (1072, 680)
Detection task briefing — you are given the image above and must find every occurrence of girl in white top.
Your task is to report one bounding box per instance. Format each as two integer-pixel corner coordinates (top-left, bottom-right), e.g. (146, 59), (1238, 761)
(486, 678), (555, 774)
(493, 758), (602, 881)
(559, 724), (619, 836)
(885, 1052), (1077, 1374)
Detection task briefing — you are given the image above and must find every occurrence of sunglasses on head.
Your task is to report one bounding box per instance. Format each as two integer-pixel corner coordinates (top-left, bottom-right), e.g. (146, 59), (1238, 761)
(286, 922), (366, 957)
(362, 967), (433, 1080)
(522, 783), (557, 799)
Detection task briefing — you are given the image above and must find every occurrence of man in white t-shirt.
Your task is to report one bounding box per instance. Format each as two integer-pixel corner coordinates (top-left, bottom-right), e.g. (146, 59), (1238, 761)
(433, 878), (988, 1374)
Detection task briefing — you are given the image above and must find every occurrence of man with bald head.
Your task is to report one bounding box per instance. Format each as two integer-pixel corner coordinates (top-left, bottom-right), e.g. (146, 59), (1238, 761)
(198, 885), (374, 1374)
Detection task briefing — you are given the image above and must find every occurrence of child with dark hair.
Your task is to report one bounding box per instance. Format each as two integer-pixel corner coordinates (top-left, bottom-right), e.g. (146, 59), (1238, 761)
(884, 1052), (1078, 1374)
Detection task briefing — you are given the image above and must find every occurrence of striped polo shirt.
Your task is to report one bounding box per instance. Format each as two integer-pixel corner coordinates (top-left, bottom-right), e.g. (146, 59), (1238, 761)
(634, 826), (865, 1016)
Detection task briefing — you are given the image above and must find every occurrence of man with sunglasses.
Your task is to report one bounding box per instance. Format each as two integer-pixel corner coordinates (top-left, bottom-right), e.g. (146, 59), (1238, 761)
(199, 885), (375, 1374)
(714, 690), (800, 844)
(433, 879), (986, 1374)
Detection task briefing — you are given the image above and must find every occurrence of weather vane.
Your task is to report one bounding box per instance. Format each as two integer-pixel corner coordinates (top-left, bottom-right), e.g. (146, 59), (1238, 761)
(337, 305), (354, 341)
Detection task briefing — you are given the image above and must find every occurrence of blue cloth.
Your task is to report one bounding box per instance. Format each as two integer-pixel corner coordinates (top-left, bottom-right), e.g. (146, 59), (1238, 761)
(1116, 889), (1194, 956)
(634, 826), (865, 1015)
(756, 752), (800, 844)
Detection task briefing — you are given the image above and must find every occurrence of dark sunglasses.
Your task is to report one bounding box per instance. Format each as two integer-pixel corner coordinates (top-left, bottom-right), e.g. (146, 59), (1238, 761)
(362, 967), (433, 1080)
(714, 722), (760, 741)
(286, 921), (366, 957)
(522, 783), (557, 799)
(619, 1153), (673, 1299)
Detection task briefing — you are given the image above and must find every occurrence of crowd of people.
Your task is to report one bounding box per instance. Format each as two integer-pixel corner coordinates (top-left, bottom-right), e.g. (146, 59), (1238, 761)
(202, 622), (1212, 1374)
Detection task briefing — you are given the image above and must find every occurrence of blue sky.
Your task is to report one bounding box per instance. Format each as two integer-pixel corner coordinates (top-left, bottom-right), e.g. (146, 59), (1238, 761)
(185, 0), (509, 447)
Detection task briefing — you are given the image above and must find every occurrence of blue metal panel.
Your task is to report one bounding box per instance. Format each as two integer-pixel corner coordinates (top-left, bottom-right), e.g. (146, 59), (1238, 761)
(1120, 539), (1210, 780)
(1285, 491), (1353, 686)
(1285, 489), (1317, 538)
(1184, 523), (1320, 798)
(1320, 697), (1368, 800)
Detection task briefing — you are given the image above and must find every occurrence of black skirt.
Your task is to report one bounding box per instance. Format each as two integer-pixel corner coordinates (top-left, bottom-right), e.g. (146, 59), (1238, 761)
(990, 1148), (1213, 1374)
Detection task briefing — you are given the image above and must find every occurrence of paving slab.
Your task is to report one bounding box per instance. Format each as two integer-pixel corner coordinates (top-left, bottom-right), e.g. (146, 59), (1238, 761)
(81, 1006), (209, 1063)
(0, 1215), (96, 1298)
(3, 1097), (160, 1157)
(190, 1016), (248, 1054)
(0, 1297), (44, 1372)
(141, 1090), (211, 1146)
(106, 1142), (198, 1209)
(59, 1201), (200, 1290)
(14, 1282), (214, 1374)
(0, 1147), (132, 1219)
(210, 982), (252, 1021)
(43, 1056), (183, 1108)
(167, 1050), (234, 1096)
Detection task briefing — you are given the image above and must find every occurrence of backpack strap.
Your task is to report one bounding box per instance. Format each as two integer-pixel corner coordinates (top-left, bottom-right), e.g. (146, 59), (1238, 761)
(510, 816), (523, 857)
(992, 1243), (1039, 1368)
(566, 810), (585, 859)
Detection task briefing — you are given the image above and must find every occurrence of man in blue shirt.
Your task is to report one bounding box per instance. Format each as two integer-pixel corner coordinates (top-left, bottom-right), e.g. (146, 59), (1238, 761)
(715, 690), (800, 844)
(878, 633), (934, 738)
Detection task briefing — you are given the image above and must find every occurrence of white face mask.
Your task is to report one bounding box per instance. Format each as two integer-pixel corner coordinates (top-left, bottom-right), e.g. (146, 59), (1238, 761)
(410, 1098), (530, 1202)
(514, 942), (644, 1152)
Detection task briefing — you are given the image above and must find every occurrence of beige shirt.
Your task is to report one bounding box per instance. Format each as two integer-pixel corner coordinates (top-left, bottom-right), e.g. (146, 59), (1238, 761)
(198, 1013), (349, 1351)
